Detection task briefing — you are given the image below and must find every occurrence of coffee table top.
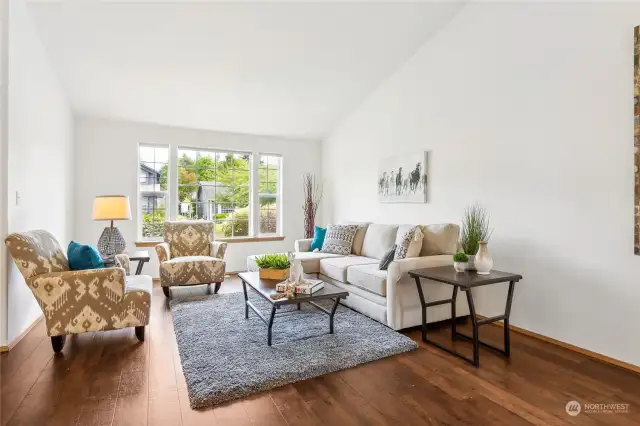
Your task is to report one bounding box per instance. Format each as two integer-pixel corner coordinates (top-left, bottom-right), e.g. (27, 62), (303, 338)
(238, 272), (348, 305)
(409, 266), (522, 288)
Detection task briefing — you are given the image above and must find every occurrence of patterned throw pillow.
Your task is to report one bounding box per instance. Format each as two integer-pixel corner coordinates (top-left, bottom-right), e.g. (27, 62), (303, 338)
(321, 224), (359, 255)
(394, 226), (424, 260)
(379, 244), (397, 270)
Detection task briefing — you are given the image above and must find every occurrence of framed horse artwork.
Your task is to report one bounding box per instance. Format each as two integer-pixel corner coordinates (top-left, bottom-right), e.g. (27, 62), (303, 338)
(378, 151), (428, 203)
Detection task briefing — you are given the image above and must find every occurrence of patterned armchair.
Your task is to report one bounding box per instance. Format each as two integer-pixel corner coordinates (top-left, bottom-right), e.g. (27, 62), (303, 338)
(4, 230), (152, 353)
(155, 221), (227, 298)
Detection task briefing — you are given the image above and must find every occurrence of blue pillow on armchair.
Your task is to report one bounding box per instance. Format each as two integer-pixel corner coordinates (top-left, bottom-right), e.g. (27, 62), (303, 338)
(309, 225), (327, 251)
(67, 241), (105, 270)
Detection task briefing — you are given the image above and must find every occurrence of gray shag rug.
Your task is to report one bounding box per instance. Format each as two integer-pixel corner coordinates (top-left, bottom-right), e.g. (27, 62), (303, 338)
(170, 292), (417, 409)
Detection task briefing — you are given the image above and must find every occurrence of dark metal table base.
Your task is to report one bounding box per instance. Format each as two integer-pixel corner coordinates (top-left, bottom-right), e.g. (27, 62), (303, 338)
(242, 282), (343, 346)
(413, 277), (515, 367)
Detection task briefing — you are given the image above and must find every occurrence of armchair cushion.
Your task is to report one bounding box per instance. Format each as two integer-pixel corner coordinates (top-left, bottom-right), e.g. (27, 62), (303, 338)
(67, 241), (104, 270)
(160, 256), (225, 287)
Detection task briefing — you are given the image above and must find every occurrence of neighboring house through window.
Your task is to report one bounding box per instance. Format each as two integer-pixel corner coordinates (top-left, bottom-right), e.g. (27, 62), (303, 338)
(138, 145), (169, 239)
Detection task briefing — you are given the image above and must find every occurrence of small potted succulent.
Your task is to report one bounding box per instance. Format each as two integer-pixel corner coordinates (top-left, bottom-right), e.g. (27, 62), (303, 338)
(453, 252), (469, 272)
(255, 253), (291, 280)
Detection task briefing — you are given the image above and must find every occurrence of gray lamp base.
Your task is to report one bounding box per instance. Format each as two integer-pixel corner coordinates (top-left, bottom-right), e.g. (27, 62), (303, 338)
(97, 226), (126, 258)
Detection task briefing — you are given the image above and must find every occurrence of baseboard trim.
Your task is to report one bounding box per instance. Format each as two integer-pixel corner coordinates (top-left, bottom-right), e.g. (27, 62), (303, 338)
(481, 317), (640, 374)
(0, 315), (44, 353)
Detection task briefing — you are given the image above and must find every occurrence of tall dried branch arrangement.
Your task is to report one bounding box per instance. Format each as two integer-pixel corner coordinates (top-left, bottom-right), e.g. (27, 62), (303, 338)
(302, 173), (323, 238)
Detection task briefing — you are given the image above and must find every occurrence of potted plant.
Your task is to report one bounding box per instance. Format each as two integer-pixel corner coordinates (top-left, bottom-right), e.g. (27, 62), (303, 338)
(453, 252), (469, 272)
(460, 203), (492, 270)
(255, 253), (291, 280)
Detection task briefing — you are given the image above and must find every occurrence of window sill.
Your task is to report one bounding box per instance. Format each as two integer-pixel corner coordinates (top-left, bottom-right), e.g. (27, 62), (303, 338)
(135, 235), (285, 247)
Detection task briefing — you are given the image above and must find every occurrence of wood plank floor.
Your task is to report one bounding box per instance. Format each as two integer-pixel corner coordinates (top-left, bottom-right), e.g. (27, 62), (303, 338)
(1, 276), (639, 426)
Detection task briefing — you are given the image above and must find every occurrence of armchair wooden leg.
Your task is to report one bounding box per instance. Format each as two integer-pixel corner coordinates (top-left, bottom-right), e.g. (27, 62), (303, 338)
(51, 335), (66, 353)
(135, 326), (145, 342)
(162, 286), (170, 298)
(214, 282), (222, 294)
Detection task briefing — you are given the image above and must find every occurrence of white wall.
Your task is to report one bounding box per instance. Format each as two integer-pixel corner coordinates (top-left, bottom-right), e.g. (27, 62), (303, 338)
(6, 0), (74, 343)
(323, 2), (640, 366)
(0, 0), (8, 347)
(74, 116), (322, 275)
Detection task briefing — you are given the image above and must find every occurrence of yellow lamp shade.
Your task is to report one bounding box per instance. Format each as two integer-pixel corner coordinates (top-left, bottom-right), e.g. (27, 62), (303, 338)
(92, 195), (132, 221)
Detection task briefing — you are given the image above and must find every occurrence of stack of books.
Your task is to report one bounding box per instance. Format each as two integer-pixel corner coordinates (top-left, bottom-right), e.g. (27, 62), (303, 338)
(276, 279), (325, 295)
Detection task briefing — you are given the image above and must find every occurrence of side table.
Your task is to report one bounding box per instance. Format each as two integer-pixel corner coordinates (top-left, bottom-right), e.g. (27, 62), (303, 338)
(104, 251), (151, 275)
(408, 266), (522, 368)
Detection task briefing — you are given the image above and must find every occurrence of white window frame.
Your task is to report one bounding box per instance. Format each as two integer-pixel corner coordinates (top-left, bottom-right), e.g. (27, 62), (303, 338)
(255, 153), (282, 236)
(175, 146), (253, 238)
(137, 146), (283, 240)
(137, 143), (170, 241)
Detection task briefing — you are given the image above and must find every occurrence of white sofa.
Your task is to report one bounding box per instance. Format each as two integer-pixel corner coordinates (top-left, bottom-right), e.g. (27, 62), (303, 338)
(247, 222), (470, 330)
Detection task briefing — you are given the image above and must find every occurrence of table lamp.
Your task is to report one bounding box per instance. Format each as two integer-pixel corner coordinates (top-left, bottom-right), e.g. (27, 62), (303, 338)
(93, 195), (132, 258)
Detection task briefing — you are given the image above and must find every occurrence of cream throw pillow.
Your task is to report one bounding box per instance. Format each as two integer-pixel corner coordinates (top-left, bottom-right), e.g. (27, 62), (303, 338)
(394, 226), (424, 260)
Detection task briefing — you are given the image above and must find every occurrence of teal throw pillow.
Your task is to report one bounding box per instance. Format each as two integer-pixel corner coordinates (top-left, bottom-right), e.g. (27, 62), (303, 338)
(309, 226), (327, 251)
(67, 241), (105, 270)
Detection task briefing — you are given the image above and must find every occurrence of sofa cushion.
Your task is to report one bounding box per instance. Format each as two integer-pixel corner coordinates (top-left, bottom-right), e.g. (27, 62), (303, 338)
(319, 256), (379, 282)
(378, 244), (396, 270)
(361, 224), (399, 259)
(321, 224), (359, 255)
(420, 223), (460, 256)
(310, 225), (327, 251)
(247, 252), (341, 275)
(343, 221), (370, 256)
(394, 225), (423, 260)
(347, 264), (388, 297)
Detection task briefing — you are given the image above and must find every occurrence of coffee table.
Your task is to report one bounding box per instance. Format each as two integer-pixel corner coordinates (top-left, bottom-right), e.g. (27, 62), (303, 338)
(238, 272), (349, 346)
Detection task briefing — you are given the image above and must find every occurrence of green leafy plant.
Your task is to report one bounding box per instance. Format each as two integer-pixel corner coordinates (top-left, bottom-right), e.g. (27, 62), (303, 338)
(453, 252), (469, 262)
(460, 203), (492, 255)
(254, 253), (290, 270)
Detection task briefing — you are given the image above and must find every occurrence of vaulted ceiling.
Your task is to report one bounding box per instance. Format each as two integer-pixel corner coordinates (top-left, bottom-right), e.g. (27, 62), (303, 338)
(27, 1), (466, 139)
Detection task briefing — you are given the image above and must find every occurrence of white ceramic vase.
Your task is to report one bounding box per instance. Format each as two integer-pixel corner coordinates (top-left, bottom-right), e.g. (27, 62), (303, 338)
(453, 262), (468, 272)
(474, 241), (493, 275)
(288, 252), (304, 284)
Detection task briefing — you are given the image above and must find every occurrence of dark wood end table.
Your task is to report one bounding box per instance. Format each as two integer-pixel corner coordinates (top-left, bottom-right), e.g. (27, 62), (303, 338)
(104, 251), (151, 275)
(409, 266), (522, 368)
(238, 272), (349, 346)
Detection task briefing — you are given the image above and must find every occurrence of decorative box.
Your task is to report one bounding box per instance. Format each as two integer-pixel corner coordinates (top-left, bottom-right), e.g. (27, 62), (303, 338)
(295, 281), (325, 294)
(275, 281), (291, 292)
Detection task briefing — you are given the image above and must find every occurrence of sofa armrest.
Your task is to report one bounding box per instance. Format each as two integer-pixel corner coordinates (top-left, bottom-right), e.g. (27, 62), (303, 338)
(387, 255), (453, 286)
(294, 238), (313, 252)
(211, 241), (228, 259)
(155, 243), (170, 263)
